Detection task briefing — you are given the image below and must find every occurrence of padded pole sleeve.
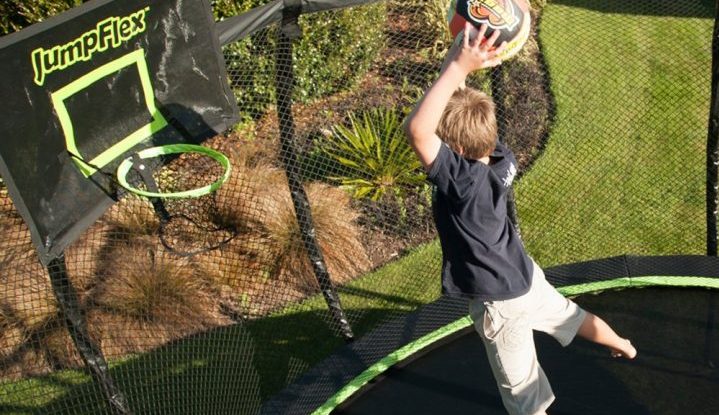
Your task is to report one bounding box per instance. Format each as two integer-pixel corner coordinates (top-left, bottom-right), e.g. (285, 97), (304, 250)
(707, 0), (719, 257)
(47, 256), (132, 414)
(703, 1), (719, 366)
(273, 10), (354, 342)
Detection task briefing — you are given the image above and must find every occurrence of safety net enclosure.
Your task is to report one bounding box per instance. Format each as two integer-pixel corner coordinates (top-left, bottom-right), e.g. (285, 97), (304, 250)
(0, 0), (717, 414)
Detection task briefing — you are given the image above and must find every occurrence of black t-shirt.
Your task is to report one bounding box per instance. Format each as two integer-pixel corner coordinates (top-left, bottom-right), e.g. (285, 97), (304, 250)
(427, 142), (533, 300)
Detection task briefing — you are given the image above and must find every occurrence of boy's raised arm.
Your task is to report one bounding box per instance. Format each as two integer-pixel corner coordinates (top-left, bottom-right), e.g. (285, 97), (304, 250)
(404, 23), (505, 170)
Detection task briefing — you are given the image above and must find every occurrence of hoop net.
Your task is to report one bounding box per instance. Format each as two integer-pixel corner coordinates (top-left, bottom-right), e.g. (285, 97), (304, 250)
(116, 144), (235, 256)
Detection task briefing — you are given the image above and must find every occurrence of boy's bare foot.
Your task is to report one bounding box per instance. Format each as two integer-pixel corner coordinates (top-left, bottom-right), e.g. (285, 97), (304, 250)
(610, 339), (637, 359)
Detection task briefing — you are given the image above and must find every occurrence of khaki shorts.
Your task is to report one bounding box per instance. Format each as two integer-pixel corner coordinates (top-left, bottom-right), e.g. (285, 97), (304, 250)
(468, 261), (586, 415)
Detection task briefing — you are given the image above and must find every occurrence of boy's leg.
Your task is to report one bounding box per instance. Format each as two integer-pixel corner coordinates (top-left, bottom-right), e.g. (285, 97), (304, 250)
(577, 312), (637, 358)
(529, 261), (636, 359)
(469, 298), (554, 415)
(528, 264), (587, 347)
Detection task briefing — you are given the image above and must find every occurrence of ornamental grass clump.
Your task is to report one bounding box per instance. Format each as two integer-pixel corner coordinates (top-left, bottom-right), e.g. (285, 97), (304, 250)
(214, 158), (370, 296)
(0, 246), (83, 379)
(206, 150), (307, 316)
(0, 191), (98, 379)
(0, 301), (24, 363)
(102, 195), (161, 237)
(1, 249), (58, 336)
(262, 181), (371, 293)
(88, 238), (230, 356)
(0, 251), (28, 379)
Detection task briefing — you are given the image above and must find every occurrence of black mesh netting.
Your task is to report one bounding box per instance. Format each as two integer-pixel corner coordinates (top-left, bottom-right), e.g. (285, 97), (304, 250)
(0, 0), (716, 413)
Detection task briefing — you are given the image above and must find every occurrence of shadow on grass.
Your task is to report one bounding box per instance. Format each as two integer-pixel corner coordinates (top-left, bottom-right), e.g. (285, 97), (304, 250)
(551, 0), (714, 18)
(2, 300), (427, 415)
(6, 287), (715, 414)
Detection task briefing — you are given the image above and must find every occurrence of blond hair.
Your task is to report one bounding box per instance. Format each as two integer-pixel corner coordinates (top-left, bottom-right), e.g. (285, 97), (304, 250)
(437, 88), (497, 159)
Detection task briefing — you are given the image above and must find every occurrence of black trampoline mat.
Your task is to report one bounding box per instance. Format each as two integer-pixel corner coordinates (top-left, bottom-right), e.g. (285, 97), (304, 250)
(334, 287), (719, 415)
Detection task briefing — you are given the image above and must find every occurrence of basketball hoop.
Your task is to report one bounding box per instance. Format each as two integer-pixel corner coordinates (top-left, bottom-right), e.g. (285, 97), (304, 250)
(116, 143), (231, 198)
(116, 143), (235, 256)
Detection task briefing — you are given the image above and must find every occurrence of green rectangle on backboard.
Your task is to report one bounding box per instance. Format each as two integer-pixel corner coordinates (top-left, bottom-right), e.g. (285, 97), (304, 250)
(51, 48), (168, 176)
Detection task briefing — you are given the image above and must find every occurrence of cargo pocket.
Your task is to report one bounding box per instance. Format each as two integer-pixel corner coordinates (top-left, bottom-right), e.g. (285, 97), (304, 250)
(484, 301), (535, 388)
(487, 301), (530, 352)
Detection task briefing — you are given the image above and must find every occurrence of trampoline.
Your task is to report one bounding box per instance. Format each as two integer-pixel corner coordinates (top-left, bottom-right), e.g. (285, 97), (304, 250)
(1, 0), (718, 414)
(262, 256), (719, 414)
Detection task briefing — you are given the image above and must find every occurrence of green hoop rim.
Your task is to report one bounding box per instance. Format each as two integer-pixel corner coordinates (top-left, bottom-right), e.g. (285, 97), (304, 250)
(116, 144), (231, 199)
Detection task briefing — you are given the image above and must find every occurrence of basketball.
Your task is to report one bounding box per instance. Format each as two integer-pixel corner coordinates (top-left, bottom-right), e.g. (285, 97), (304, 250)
(448, 0), (531, 61)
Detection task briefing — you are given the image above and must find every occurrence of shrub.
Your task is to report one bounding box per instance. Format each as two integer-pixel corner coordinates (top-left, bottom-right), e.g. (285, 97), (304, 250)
(222, 2), (386, 117)
(358, 182), (435, 238)
(385, 0), (453, 58)
(318, 107), (426, 201)
(212, 0), (264, 21)
(0, 0), (82, 35)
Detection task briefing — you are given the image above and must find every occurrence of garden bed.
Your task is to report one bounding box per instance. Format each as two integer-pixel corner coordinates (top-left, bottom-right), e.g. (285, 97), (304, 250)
(217, 2), (554, 272)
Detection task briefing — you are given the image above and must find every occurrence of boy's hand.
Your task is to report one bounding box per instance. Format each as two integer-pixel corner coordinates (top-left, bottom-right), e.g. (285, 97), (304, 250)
(404, 22), (506, 170)
(452, 22), (507, 74)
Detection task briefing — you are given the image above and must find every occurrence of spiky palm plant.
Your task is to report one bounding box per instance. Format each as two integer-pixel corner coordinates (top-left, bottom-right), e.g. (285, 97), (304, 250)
(319, 108), (426, 201)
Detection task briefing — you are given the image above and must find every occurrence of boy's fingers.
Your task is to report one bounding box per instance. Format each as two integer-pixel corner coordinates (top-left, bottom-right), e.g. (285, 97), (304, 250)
(481, 42), (507, 68)
(492, 41), (508, 56)
(476, 23), (489, 46)
(463, 22), (471, 48)
(486, 28), (501, 48)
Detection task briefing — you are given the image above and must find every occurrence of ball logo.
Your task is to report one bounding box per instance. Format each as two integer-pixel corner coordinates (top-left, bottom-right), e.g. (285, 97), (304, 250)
(466, 0), (520, 31)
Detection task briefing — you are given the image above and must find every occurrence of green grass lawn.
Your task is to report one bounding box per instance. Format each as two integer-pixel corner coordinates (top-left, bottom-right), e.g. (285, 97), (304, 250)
(0, 2), (715, 414)
(515, 1), (713, 266)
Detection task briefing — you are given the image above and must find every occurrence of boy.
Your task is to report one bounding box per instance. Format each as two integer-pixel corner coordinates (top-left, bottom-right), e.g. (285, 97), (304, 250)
(403, 23), (636, 415)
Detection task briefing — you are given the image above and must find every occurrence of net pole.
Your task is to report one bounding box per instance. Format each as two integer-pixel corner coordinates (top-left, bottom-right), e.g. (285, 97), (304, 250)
(490, 66), (522, 236)
(273, 1), (354, 341)
(709, 0), (719, 256)
(47, 255), (132, 414)
(704, 0), (719, 368)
